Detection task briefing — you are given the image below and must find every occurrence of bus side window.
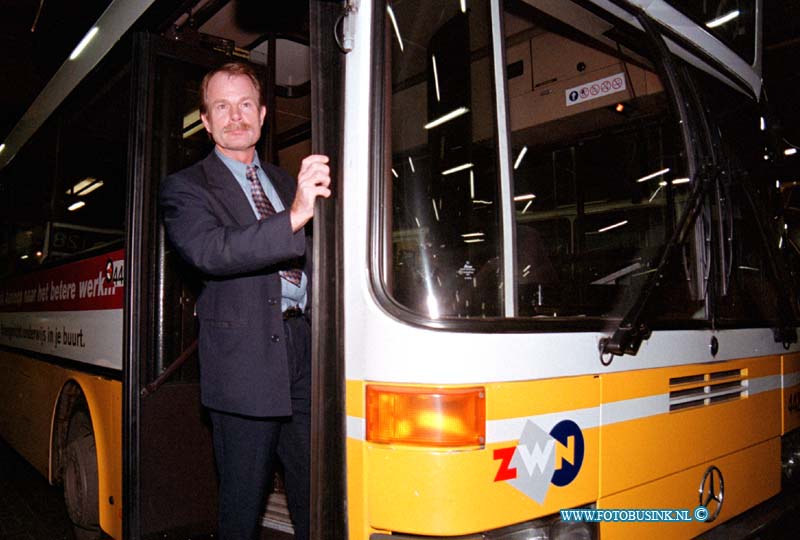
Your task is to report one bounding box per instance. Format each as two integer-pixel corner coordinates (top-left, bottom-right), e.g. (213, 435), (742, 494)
(53, 60), (129, 259)
(384, 0), (505, 318)
(0, 120), (57, 277)
(782, 184), (800, 315)
(717, 181), (783, 323)
(784, 185), (800, 255)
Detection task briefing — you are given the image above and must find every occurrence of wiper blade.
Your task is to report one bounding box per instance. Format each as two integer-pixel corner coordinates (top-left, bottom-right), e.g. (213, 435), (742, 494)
(741, 183), (798, 347)
(600, 7), (704, 363)
(600, 171), (711, 361)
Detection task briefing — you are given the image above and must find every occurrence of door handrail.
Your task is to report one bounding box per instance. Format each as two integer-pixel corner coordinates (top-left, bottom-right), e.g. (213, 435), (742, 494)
(141, 340), (198, 397)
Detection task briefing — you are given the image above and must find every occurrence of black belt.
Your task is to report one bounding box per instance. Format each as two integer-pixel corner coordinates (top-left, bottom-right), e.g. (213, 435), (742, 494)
(282, 306), (304, 320)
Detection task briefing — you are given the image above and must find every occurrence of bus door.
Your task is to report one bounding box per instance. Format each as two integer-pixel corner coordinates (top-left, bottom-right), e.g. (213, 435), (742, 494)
(123, 2), (338, 535)
(125, 32), (232, 539)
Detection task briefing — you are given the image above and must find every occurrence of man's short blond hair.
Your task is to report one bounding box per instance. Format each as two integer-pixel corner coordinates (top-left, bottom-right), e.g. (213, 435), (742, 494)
(199, 62), (263, 115)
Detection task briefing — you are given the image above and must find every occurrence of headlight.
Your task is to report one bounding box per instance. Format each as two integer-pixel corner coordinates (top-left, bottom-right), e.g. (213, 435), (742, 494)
(483, 510), (597, 540)
(551, 519), (595, 540)
(483, 521), (549, 540)
(371, 508), (597, 540)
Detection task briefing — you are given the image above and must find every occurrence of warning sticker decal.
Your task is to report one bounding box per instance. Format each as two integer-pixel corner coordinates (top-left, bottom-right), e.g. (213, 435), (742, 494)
(566, 72), (627, 107)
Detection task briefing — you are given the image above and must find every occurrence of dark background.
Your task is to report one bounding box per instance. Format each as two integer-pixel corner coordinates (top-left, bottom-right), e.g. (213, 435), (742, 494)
(763, 1), (800, 160)
(0, 0), (798, 165)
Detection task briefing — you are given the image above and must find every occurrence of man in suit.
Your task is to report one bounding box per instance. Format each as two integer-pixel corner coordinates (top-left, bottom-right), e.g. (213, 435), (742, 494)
(160, 61), (331, 540)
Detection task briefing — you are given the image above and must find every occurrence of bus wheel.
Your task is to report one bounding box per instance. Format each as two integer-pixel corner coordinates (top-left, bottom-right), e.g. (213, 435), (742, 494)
(64, 410), (101, 540)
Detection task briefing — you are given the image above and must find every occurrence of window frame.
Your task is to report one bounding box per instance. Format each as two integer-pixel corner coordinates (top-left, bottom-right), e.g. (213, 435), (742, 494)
(663, 0), (759, 67)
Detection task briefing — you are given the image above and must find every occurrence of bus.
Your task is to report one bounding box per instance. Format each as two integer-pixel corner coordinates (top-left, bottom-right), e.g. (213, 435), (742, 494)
(1, 0), (799, 538)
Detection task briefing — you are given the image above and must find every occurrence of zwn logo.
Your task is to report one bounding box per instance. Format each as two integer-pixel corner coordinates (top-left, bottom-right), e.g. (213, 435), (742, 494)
(493, 419), (584, 503)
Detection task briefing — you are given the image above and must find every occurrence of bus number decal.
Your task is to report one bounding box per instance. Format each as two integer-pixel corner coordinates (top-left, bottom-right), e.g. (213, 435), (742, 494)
(493, 419), (584, 504)
(105, 258), (124, 285)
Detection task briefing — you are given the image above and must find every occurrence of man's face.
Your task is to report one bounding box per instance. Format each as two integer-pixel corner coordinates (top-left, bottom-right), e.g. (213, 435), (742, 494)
(201, 72), (267, 161)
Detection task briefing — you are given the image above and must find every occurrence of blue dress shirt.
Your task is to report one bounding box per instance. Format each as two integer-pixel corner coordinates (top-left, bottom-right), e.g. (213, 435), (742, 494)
(215, 148), (308, 312)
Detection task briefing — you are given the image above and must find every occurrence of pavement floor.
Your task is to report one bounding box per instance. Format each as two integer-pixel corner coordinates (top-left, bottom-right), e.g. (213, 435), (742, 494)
(0, 436), (291, 540)
(3, 431), (799, 540)
(0, 437), (73, 540)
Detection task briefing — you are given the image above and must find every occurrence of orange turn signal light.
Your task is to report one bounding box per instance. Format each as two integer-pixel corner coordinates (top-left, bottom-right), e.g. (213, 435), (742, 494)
(366, 385), (486, 447)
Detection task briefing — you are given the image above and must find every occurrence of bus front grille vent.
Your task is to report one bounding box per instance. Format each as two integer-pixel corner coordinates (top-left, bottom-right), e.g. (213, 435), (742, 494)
(668, 369), (748, 411)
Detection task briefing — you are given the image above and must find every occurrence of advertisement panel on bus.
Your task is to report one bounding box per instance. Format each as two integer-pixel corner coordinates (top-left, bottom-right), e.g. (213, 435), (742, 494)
(0, 250), (124, 370)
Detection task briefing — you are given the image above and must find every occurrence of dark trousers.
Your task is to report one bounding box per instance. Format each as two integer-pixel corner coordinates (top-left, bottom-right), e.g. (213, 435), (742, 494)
(209, 315), (311, 540)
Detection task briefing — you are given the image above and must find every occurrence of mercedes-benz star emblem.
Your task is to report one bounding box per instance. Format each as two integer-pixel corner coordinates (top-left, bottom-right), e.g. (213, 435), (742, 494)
(698, 466), (724, 522)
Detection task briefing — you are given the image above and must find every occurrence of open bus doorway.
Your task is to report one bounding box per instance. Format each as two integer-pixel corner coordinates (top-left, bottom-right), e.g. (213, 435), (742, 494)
(123, 1), (339, 537)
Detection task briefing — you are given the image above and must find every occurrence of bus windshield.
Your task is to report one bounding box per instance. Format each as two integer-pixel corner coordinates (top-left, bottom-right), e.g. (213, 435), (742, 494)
(380, 0), (703, 324)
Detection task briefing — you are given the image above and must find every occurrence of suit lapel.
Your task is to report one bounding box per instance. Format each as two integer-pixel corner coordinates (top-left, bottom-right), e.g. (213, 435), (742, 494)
(202, 151), (256, 227)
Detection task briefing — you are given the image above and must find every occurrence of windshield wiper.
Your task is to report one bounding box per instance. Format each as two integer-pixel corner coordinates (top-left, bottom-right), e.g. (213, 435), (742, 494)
(741, 182), (798, 347)
(600, 8), (703, 362)
(600, 170), (711, 361)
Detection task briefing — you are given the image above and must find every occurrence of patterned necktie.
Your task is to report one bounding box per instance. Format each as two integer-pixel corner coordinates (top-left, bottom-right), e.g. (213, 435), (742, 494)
(246, 165), (303, 286)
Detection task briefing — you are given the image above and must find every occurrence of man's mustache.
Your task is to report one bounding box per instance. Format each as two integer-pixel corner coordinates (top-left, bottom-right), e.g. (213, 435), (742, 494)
(224, 122), (252, 132)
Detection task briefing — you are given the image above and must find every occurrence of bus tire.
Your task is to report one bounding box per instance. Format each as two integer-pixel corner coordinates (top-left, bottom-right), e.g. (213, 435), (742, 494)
(64, 410), (101, 540)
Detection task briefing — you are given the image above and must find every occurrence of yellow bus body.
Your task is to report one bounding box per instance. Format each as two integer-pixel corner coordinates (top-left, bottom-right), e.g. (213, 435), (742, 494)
(0, 351), (122, 539)
(345, 354), (797, 538)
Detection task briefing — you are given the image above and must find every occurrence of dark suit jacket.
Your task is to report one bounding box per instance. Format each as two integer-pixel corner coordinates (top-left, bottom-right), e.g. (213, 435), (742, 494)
(160, 150), (310, 417)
